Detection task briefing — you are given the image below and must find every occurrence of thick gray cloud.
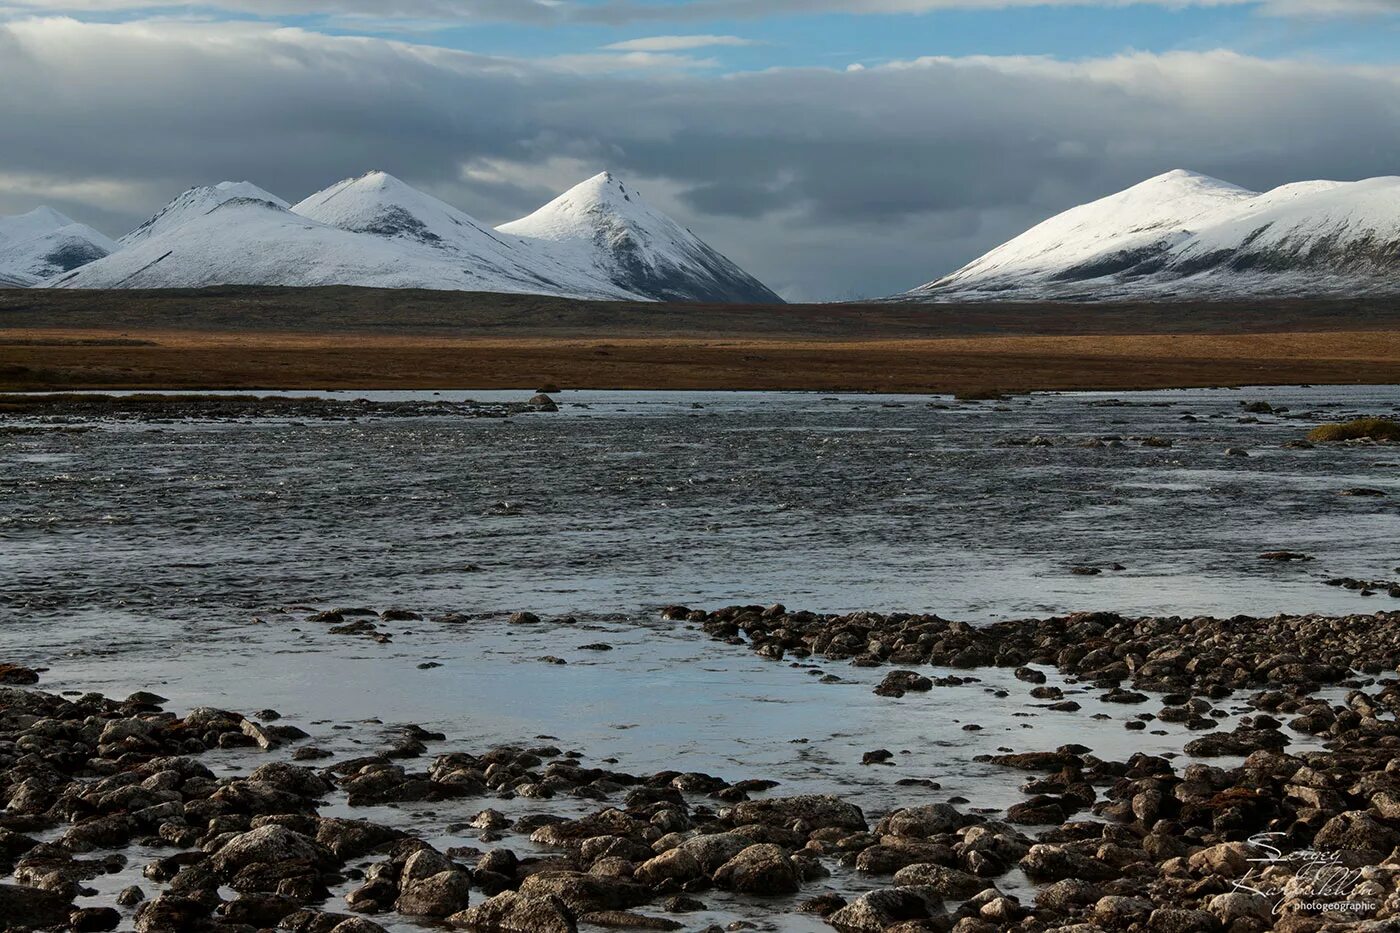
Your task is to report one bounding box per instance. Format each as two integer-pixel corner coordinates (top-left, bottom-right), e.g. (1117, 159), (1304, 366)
(3, 18), (1400, 299)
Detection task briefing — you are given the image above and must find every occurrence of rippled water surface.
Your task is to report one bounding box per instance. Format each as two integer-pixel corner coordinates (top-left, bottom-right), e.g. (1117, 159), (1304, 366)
(3, 386), (1400, 928)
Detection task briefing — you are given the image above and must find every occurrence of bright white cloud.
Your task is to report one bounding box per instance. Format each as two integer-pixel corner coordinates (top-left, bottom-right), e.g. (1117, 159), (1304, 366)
(602, 34), (760, 51)
(543, 50), (721, 70)
(3, 17), (1400, 298)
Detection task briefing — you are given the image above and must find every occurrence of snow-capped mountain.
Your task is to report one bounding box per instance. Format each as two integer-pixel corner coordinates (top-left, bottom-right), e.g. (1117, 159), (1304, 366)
(292, 171), (629, 299)
(50, 195), (607, 295)
(119, 181), (289, 248)
(37, 170), (780, 302)
(0, 206), (117, 286)
(905, 170), (1400, 301)
(500, 172), (783, 304)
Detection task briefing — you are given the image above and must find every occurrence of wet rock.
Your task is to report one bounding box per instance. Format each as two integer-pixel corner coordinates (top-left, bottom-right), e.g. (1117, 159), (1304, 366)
(1148, 908), (1221, 932)
(1005, 796), (1068, 825)
(726, 795), (866, 832)
(211, 825), (331, 876)
(1186, 842), (1253, 878)
(661, 895), (705, 913)
(517, 871), (648, 915)
(0, 883), (71, 929)
(70, 906), (122, 932)
(890, 864), (983, 898)
(1314, 810), (1400, 857)
(531, 810), (646, 847)
(798, 892), (848, 916)
(1183, 727), (1287, 757)
(712, 844), (800, 895)
(979, 751), (1077, 771)
(1207, 891), (1272, 924)
(875, 671), (933, 697)
(635, 833), (752, 885)
(222, 893), (302, 926)
(579, 910), (683, 930)
(828, 888), (946, 933)
(0, 665), (40, 685)
(396, 849), (472, 917)
(1018, 844), (1119, 882)
(1034, 878), (1101, 912)
(328, 920), (390, 933)
(134, 892), (214, 933)
(316, 818), (404, 859)
(881, 804), (969, 838)
(240, 718), (286, 750)
(1091, 895), (1153, 926)
(862, 749), (894, 766)
(449, 890), (577, 933)
(854, 841), (954, 875)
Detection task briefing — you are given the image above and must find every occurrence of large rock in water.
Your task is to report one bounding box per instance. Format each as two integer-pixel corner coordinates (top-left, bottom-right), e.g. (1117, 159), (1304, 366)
(0, 883), (71, 929)
(880, 803), (970, 838)
(211, 825), (331, 874)
(727, 795), (867, 832)
(449, 891), (577, 933)
(396, 849), (472, 917)
(516, 871), (648, 914)
(711, 844), (800, 895)
(827, 888), (946, 932)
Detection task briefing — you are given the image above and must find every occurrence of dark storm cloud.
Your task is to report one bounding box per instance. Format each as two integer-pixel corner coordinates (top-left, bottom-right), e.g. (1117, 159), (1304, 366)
(3, 19), (1400, 298)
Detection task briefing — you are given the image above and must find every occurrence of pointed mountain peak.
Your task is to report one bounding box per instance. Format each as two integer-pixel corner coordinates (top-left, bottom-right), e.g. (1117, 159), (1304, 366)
(121, 181), (287, 246)
(566, 171), (643, 207)
(211, 180), (287, 203)
(19, 205), (77, 227)
(291, 170), (509, 254)
(1130, 168), (1251, 195)
(0, 205), (82, 242)
(498, 172), (783, 304)
(338, 170), (415, 193)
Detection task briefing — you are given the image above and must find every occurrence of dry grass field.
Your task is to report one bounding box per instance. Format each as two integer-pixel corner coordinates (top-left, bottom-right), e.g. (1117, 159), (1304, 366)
(2, 287), (1398, 393)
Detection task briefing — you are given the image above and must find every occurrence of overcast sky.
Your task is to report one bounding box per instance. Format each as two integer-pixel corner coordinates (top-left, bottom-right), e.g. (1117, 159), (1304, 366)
(2, 2), (1399, 299)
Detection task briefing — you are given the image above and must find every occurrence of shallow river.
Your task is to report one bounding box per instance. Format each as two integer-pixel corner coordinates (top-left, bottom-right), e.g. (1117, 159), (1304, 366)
(3, 386), (1399, 928)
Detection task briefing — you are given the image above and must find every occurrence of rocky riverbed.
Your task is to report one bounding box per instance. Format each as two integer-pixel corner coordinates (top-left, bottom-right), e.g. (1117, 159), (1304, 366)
(5, 387), (1400, 932)
(7, 603), (1400, 932)
(0, 392), (559, 424)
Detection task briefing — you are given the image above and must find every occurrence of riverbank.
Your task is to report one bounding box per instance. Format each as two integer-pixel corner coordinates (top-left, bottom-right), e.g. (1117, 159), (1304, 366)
(5, 605), (1400, 932)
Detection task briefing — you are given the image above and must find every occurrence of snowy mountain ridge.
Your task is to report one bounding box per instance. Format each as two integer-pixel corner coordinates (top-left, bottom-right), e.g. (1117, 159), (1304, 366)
(903, 169), (1400, 301)
(8, 171), (781, 303)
